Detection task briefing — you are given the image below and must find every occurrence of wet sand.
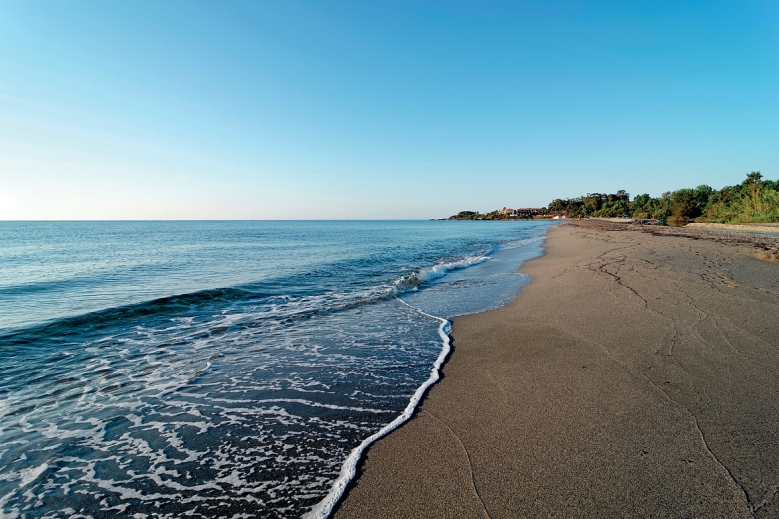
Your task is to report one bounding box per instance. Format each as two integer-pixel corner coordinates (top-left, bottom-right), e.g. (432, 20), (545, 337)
(334, 221), (779, 518)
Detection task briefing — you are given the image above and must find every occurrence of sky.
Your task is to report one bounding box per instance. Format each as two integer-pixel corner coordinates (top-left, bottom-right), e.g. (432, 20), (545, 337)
(0, 1), (777, 219)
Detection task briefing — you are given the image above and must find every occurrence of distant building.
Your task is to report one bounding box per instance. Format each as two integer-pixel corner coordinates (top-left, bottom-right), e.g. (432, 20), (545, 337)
(514, 208), (545, 218)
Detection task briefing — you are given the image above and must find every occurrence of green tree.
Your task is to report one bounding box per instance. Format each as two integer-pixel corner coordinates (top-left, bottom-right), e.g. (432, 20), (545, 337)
(595, 200), (630, 217)
(702, 171), (779, 223)
(630, 194), (657, 218)
(548, 199), (567, 214)
(743, 171), (763, 214)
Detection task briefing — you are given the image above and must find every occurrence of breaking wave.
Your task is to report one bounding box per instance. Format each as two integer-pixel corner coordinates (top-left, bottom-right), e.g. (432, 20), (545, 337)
(393, 255), (490, 291)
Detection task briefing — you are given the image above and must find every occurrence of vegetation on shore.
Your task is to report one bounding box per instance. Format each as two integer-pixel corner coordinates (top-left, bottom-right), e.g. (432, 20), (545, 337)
(447, 210), (537, 220)
(448, 172), (779, 225)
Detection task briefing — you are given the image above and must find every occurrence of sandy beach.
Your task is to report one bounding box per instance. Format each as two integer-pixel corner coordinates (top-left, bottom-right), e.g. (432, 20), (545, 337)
(334, 221), (779, 518)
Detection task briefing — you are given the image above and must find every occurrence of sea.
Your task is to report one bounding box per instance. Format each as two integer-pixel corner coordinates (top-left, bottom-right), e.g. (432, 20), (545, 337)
(0, 220), (553, 519)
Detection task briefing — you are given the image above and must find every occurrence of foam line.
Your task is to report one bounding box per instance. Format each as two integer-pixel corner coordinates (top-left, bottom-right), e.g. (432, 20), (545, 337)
(302, 299), (451, 519)
(393, 255), (490, 291)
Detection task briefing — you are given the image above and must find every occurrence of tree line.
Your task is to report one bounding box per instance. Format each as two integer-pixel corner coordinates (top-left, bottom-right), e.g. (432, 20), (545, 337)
(447, 210), (530, 220)
(547, 171), (779, 225)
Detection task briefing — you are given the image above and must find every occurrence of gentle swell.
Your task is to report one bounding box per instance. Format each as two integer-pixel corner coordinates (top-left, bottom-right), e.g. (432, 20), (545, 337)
(303, 299), (452, 519)
(0, 286), (258, 344)
(3, 254), (489, 346)
(0, 285), (396, 347)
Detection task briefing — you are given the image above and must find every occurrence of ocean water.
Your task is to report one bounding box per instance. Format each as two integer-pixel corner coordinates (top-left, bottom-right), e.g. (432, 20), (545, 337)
(0, 220), (552, 518)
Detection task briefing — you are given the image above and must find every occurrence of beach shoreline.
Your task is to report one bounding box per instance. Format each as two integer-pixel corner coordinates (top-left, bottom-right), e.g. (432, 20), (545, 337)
(333, 221), (779, 518)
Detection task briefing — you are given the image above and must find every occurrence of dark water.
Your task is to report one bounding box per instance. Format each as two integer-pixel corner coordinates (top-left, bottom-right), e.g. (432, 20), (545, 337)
(0, 220), (553, 518)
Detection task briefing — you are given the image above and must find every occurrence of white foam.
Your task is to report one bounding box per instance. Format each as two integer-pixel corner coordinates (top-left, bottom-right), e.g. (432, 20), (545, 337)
(19, 463), (48, 487)
(303, 300), (451, 519)
(0, 490), (20, 519)
(245, 398), (392, 414)
(394, 255), (489, 290)
(499, 235), (545, 250)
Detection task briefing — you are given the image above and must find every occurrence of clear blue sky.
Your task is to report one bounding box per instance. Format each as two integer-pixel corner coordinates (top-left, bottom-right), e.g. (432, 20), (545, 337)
(1, 1), (777, 219)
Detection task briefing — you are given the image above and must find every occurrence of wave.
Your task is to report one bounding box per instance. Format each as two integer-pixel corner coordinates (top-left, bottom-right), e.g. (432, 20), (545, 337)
(1, 236), (548, 354)
(0, 277), (85, 297)
(0, 287), (260, 346)
(393, 255), (490, 291)
(2, 253), (501, 349)
(499, 235), (546, 250)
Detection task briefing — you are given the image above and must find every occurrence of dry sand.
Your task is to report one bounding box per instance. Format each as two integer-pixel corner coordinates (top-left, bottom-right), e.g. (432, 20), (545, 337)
(687, 222), (779, 233)
(333, 221), (779, 518)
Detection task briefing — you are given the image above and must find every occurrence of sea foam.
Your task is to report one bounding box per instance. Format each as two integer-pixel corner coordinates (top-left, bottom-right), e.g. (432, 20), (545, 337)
(303, 300), (451, 519)
(393, 255), (490, 290)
